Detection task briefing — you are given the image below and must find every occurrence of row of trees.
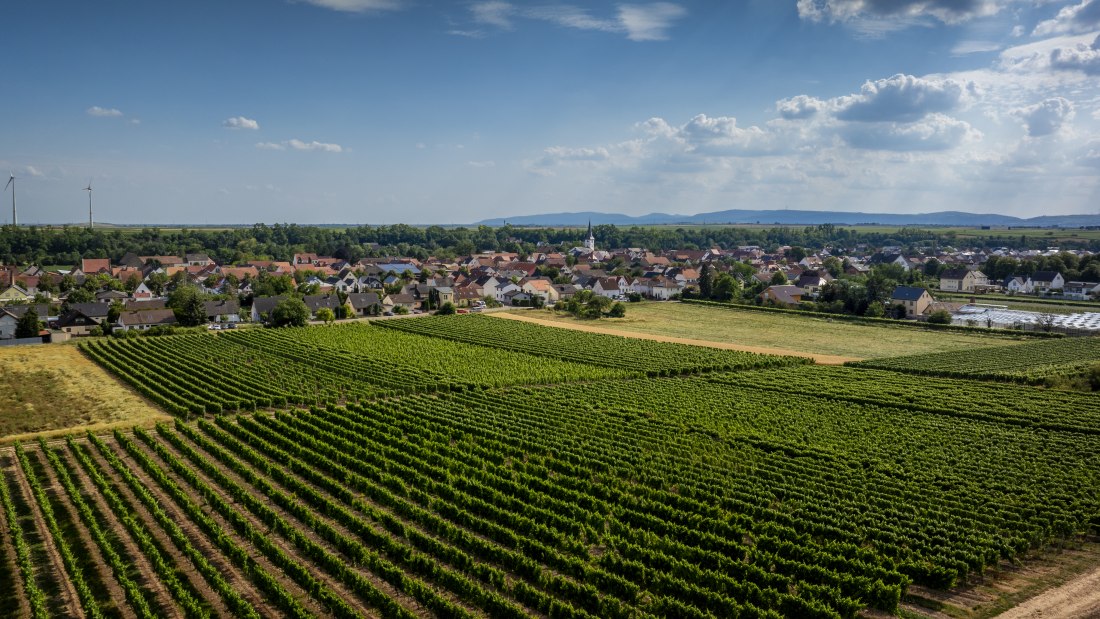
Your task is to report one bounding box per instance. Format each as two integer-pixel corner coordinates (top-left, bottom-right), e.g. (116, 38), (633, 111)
(6, 222), (1098, 267)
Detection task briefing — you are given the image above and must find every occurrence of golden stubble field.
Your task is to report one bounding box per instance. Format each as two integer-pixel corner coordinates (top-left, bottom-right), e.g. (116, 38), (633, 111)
(0, 343), (170, 444)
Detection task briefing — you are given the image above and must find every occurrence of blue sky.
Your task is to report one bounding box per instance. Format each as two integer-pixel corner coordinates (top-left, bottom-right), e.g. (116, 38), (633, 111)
(2, 0), (1099, 224)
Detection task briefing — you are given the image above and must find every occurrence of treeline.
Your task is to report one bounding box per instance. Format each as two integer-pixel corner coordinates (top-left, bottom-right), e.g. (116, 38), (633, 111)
(3, 222), (1097, 267)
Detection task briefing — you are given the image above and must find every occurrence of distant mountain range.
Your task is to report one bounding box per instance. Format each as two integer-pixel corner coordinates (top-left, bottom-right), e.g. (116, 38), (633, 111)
(476, 209), (1100, 228)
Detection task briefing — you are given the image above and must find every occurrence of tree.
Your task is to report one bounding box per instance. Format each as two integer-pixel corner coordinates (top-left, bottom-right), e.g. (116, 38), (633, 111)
(107, 300), (125, 324)
(769, 271), (788, 286)
(14, 308), (41, 338)
(436, 302), (456, 315)
(927, 309), (953, 324)
(864, 301), (885, 318)
(270, 297), (310, 327)
(64, 287), (95, 305)
(698, 263), (714, 299)
(315, 307), (336, 324)
(168, 285), (207, 327)
(787, 246), (807, 262)
(147, 272), (169, 297)
(712, 273), (741, 302)
(607, 302), (626, 318)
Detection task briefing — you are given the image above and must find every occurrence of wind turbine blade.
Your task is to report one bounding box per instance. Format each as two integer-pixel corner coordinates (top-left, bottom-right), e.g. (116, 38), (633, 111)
(4, 177), (11, 191)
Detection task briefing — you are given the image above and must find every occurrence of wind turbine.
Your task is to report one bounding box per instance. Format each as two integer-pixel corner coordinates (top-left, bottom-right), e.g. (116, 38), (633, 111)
(4, 172), (14, 226)
(84, 179), (93, 229)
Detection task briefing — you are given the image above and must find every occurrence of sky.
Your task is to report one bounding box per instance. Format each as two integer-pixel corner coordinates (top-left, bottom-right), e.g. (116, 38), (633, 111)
(1, 0), (1099, 225)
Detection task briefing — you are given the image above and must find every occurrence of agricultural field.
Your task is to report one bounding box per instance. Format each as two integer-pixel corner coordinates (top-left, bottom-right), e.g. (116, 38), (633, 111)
(851, 336), (1100, 384)
(509, 302), (1031, 360)
(1, 315), (1099, 618)
(0, 344), (169, 444)
(376, 313), (806, 373)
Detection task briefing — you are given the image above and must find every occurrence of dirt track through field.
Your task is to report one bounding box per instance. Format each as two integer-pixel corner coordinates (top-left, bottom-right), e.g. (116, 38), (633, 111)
(996, 565), (1100, 619)
(491, 312), (862, 365)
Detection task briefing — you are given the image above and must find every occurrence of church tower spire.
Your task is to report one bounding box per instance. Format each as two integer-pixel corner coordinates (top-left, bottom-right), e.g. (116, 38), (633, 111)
(584, 220), (595, 251)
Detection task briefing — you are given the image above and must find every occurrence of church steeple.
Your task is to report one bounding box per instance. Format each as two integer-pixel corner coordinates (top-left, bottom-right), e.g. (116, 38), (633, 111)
(584, 220), (595, 251)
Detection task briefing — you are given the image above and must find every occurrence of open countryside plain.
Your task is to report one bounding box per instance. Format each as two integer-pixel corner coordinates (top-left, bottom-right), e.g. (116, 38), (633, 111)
(2, 316), (1099, 619)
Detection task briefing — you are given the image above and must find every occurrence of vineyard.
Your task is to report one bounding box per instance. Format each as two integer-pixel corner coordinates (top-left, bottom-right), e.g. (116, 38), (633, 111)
(2, 315), (1099, 618)
(848, 336), (1100, 383)
(375, 314), (808, 374)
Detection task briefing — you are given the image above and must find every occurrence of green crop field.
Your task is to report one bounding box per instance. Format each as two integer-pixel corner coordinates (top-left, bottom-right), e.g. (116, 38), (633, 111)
(2, 316), (1099, 619)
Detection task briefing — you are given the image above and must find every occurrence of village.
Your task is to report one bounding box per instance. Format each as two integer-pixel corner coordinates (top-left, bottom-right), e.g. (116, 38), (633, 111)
(2, 223), (1099, 343)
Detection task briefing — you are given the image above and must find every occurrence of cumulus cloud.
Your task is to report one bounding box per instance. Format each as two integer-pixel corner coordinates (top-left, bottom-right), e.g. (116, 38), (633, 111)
(223, 116), (260, 130)
(1012, 97), (1075, 136)
(776, 95), (827, 119)
(1033, 0), (1100, 36)
(298, 0), (403, 13)
(834, 74), (975, 122)
(838, 114), (981, 150)
(86, 106), (123, 117)
(1050, 34), (1100, 74)
(797, 0), (1008, 27)
(676, 114), (778, 155)
(466, 2), (685, 41)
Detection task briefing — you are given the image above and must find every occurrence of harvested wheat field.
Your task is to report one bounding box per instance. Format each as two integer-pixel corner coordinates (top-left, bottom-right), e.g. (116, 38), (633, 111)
(0, 343), (170, 444)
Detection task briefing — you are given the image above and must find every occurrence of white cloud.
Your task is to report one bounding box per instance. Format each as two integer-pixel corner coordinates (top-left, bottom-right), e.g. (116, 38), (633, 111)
(255, 142), (287, 151)
(223, 116), (260, 130)
(776, 95), (827, 119)
(288, 139), (344, 152)
(467, 160), (496, 168)
(1033, 0), (1100, 36)
(1012, 97), (1076, 136)
(797, 0), (1010, 28)
(1050, 34), (1100, 74)
(87, 106), (123, 117)
(834, 74), (975, 122)
(298, 0), (403, 13)
(129, 118), (141, 125)
(24, 166), (45, 178)
(471, 1), (514, 28)
(465, 2), (685, 41)
(951, 40), (1002, 56)
(617, 3), (687, 41)
(839, 114), (981, 150)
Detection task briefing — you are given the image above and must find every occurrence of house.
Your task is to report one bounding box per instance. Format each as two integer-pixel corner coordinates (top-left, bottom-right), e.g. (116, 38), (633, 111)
(522, 279), (559, 304)
(251, 295), (289, 323)
(868, 253), (911, 271)
(303, 294), (341, 318)
(96, 289), (129, 303)
(132, 282), (155, 299)
(0, 284), (32, 304)
(81, 258), (112, 275)
(116, 309), (177, 332)
(891, 286), (933, 318)
(57, 303), (112, 335)
(186, 253), (214, 267)
(648, 277), (683, 300)
(1063, 281), (1100, 300)
(1028, 271), (1064, 292)
(346, 292), (381, 316)
(0, 304), (49, 339)
(126, 299), (168, 311)
(938, 268), (986, 293)
(502, 290), (534, 306)
(382, 293), (418, 313)
(1003, 276), (1031, 294)
(433, 286), (455, 306)
(794, 270), (831, 298)
(204, 299), (240, 323)
(592, 277), (624, 298)
(759, 285), (803, 307)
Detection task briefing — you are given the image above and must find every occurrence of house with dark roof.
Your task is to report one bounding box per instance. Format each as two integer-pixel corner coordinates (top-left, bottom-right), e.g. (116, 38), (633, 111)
(867, 253), (911, 271)
(346, 292), (381, 316)
(303, 294), (341, 318)
(205, 299), (240, 323)
(891, 286), (933, 318)
(939, 268), (987, 293)
(250, 295), (289, 323)
(0, 304), (50, 339)
(1028, 271), (1064, 292)
(116, 309), (177, 332)
(57, 303), (111, 335)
